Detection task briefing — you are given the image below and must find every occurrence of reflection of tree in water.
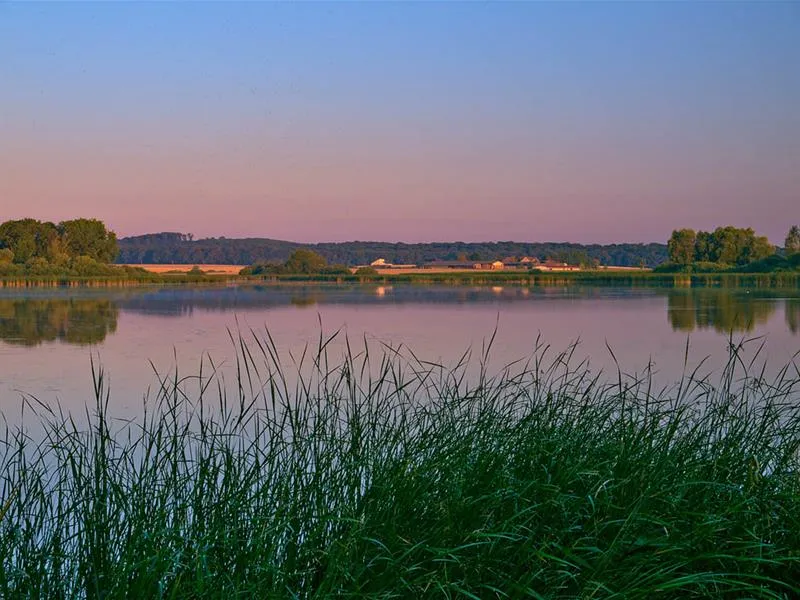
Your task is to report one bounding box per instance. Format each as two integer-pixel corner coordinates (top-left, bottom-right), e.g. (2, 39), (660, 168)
(787, 298), (800, 334)
(667, 290), (776, 333)
(0, 298), (118, 346)
(290, 295), (319, 308)
(666, 292), (697, 331)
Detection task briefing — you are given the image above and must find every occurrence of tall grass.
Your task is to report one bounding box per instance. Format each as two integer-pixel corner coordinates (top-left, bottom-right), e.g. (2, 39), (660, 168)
(250, 271), (800, 288)
(1, 331), (799, 598)
(0, 272), (234, 288)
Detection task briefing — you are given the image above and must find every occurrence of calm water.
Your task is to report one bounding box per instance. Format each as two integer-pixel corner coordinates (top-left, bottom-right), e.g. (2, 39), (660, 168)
(1, 284), (799, 419)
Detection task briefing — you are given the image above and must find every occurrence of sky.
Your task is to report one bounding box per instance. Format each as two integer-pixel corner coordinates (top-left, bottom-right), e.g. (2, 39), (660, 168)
(1, 2), (798, 244)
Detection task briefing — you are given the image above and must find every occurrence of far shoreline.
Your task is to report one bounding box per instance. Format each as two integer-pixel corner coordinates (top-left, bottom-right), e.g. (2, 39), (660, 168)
(3, 267), (799, 289)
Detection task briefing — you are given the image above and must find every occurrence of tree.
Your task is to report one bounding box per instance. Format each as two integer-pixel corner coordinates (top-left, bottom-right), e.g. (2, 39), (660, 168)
(0, 248), (13, 265)
(0, 219), (59, 263)
(785, 226), (800, 256)
(709, 226), (743, 265)
(745, 234), (774, 264)
(58, 219), (118, 263)
(284, 249), (327, 274)
(694, 231), (715, 262)
(688, 226), (774, 267)
(667, 229), (696, 266)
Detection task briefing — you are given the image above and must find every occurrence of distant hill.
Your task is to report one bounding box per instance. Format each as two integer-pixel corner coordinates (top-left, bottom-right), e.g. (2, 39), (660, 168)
(117, 233), (668, 268)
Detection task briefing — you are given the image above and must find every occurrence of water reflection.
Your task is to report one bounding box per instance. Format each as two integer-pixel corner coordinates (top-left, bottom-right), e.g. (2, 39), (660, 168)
(116, 284), (658, 316)
(0, 285), (797, 346)
(0, 297), (118, 346)
(290, 294), (319, 308)
(667, 290), (776, 333)
(787, 298), (800, 334)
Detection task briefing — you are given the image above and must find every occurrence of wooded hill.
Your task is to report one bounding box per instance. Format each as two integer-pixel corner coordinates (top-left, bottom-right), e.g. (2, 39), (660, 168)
(117, 233), (668, 267)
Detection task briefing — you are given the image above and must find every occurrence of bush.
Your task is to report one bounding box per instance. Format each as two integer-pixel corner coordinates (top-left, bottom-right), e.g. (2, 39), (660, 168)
(69, 255), (115, 276)
(654, 261), (732, 273)
(0, 261), (23, 276)
(321, 264), (352, 275)
(24, 257), (60, 276)
(244, 262), (285, 276)
(735, 253), (800, 273)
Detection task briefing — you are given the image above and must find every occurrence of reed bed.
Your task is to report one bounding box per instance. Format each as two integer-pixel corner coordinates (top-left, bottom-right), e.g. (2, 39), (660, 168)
(1, 332), (799, 598)
(0, 273), (233, 288)
(252, 271), (800, 288)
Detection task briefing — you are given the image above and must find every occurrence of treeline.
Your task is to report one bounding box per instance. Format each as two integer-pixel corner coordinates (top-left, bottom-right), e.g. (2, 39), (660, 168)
(660, 225), (799, 273)
(0, 218), (120, 276)
(117, 233), (668, 267)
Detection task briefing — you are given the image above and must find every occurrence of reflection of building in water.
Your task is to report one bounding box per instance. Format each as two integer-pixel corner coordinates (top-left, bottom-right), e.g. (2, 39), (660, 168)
(0, 298), (118, 346)
(667, 290), (776, 333)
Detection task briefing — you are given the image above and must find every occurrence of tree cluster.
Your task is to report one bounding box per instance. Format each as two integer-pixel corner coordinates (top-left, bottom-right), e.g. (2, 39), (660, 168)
(0, 218), (118, 265)
(118, 233), (668, 268)
(240, 249), (351, 276)
(667, 226), (775, 268)
(785, 226), (800, 256)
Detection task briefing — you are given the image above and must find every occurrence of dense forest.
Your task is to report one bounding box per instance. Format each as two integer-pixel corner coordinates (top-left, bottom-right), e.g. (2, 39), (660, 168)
(117, 233), (669, 267)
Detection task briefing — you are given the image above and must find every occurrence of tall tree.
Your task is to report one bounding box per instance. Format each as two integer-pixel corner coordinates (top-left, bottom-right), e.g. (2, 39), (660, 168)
(706, 226), (773, 266)
(745, 234), (774, 264)
(667, 229), (696, 266)
(58, 219), (118, 263)
(785, 226), (800, 256)
(709, 226), (743, 265)
(694, 231), (715, 262)
(284, 249), (327, 274)
(0, 219), (59, 263)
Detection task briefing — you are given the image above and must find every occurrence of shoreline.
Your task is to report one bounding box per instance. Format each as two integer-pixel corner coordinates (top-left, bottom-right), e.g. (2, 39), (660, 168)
(3, 271), (800, 288)
(1, 265), (799, 289)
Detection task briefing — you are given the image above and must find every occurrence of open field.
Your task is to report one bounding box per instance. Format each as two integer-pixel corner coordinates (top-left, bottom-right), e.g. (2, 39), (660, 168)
(1, 333), (799, 597)
(122, 264), (245, 274)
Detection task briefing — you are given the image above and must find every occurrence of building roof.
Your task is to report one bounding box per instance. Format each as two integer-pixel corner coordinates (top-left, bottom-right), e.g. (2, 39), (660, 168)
(424, 261), (478, 268)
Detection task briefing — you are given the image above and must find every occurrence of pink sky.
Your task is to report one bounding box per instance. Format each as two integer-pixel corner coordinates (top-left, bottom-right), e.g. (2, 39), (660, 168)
(1, 2), (797, 244)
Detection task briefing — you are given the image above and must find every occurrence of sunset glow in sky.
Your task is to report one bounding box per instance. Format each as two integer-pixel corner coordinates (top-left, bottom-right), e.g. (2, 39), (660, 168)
(1, 2), (798, 243)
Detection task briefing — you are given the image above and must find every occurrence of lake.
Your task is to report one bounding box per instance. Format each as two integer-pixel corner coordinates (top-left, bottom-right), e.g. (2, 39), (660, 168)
(1, 284), (798, 420)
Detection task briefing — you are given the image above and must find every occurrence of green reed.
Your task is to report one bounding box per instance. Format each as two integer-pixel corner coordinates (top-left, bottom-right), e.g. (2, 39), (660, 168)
(249, 271), (800, 288)
(1, 331), (799, 598)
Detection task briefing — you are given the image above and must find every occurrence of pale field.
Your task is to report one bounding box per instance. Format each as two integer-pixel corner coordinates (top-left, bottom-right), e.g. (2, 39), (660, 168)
(124, 264), (245, 274)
